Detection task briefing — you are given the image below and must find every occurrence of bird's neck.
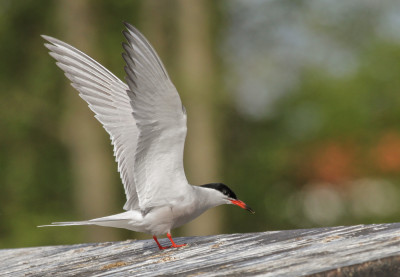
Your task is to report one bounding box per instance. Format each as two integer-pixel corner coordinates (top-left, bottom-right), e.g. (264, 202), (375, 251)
(191, 185), (224, 211)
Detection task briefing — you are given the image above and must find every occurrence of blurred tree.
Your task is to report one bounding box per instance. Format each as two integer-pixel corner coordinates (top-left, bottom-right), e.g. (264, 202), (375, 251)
(0, 0), (78, 248)
(175, 0), (223, 236)
(55, 0), (119, 242)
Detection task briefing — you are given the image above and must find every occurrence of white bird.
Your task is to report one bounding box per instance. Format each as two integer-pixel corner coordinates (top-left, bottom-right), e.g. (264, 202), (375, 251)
(39, 22), (254, 250)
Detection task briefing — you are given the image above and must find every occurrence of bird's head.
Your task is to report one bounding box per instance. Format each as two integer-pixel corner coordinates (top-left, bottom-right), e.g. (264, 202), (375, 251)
(200, 183), (255, 214)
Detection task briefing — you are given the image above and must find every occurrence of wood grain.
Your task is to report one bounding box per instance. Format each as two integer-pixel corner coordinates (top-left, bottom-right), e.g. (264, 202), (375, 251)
(1, 223), (400, 276)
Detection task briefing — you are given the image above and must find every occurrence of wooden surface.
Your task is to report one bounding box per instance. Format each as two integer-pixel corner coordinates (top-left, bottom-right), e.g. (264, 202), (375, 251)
(1, 223), (400, 276)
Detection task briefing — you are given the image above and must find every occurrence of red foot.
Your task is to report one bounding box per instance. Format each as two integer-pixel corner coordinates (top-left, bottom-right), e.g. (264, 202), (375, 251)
(167, 233), (187, 248)
(153, 236), (168, 250)
(172, 243), (187, 248)
(152, 234), (187, 250)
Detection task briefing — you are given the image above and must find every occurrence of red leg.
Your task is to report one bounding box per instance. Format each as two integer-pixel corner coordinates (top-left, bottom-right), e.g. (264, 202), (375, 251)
(167, 233), (187, 248)
(153, 236), (170, 250)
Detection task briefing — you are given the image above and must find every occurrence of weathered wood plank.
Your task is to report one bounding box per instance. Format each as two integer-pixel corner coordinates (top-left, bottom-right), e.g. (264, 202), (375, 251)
(1, 223), (400, 276)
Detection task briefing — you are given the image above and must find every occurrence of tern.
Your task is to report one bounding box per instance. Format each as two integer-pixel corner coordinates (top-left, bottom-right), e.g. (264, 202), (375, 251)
(39, 23), (254, 250)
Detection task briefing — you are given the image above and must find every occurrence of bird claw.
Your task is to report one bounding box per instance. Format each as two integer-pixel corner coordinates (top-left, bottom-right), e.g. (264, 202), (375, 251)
(155, 234), (187, 250)
(159, 243), (187, 250)
(171, 243), (187, 248)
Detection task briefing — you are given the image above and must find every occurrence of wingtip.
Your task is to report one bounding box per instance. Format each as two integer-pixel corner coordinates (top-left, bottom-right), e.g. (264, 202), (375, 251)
(123, 22), (142, 36)
(41, 34), (52, 41)
(41, 34), (60, 46)
(122, 30), (131, 41)
(123, 22), (135, 31)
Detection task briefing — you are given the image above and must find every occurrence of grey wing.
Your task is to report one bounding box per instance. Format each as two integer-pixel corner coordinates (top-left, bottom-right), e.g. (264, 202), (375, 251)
(122, 23), (189, 210)
(42, 35), (140, 210)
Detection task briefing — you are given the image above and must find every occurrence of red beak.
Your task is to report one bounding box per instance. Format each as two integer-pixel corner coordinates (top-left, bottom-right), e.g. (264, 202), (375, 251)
(230, 199), (255, 214)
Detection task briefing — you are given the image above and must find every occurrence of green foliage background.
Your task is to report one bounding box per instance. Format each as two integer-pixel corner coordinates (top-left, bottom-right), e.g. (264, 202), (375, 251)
(1, 0), (400, 248)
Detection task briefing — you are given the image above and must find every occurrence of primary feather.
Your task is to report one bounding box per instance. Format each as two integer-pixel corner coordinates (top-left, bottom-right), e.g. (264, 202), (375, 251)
(122, 23), (188, 210)
(41, 34), (141, 210)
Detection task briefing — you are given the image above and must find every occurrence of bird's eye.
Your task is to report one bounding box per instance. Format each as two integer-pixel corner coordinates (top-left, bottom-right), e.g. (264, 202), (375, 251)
(222, 190), (228, 195)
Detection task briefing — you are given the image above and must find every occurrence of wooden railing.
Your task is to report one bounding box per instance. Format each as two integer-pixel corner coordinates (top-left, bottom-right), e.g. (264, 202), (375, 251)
(1, 223), (399, 276)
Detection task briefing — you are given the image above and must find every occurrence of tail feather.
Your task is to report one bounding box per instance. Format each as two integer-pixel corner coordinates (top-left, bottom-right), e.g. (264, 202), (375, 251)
(37, 211), (143, 232)
(38, 221), (92, 227)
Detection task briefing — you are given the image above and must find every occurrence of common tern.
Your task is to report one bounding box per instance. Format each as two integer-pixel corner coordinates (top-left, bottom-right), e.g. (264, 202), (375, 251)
(39, 23), (254, 250)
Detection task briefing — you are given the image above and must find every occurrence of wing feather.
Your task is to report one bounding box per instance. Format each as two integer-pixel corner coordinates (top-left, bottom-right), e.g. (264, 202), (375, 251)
(42, 22), (189, 212)
(122, 23), (189, 209)
(42, 35), (140, 210)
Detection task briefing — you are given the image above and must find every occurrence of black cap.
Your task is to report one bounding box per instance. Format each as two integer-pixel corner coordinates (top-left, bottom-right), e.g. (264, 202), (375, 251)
(200, 183), (237, 200)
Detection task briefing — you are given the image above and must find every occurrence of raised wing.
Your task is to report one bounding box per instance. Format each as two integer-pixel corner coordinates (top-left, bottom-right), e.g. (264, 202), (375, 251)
(42, 35), (140, 210)
(122, 23), (189, 210)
